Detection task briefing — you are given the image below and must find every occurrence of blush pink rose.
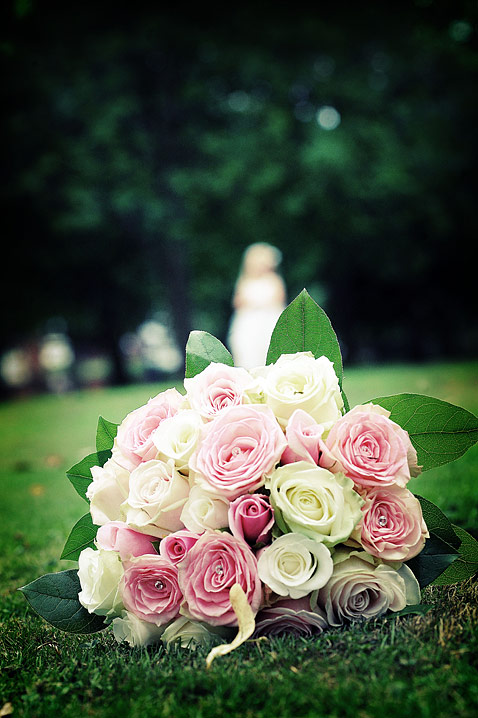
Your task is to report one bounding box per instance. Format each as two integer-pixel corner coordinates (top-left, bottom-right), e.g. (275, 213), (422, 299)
(281, 409), (326, 465)
(320, 403), (420, 488)
(352, 485), (429, 561)
(115, 388), (183, 469)
(121, 554), (182, 626)
(159, 529), (202, 565)
(191, 404), (287, 500)
(228, 493), (274, 546)
(178, 531), (262, 626)
(253, 597), (328, 637)
(184, 362), (255, 420)
(96, 521), (157, 559)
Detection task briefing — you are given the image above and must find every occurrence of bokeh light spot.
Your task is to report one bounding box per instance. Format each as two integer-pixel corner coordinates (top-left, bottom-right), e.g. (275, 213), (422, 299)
(316, 105), (341, 130)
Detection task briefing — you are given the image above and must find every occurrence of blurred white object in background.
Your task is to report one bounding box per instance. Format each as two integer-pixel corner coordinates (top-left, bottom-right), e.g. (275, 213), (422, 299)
(0, 348), (34, 389)
(228, 243), (286, 369)
(38, 332), (75, 393)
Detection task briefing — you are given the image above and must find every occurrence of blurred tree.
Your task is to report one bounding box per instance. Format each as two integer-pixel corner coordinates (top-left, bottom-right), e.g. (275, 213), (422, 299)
(1, 1), (477, 385)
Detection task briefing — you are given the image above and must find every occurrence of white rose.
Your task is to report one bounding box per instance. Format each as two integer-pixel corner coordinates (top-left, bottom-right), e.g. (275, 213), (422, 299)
(180, 485), (230, 533)
(161, 616), (216, 649)
(257, 533), (333, 599)
(268, 461), (364, 547)
(317, 549), (421, 626)
(256, 352), (343, 430)
(78, 547), (124, 617)
(152, 410), (203, 473)
(112, 610), (165, 647)
(86, 456), (130, 526)
(122, 459), (190, 538)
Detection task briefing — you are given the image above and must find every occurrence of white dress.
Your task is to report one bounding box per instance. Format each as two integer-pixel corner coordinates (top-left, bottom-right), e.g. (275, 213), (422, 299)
(228, 276), (285, 369)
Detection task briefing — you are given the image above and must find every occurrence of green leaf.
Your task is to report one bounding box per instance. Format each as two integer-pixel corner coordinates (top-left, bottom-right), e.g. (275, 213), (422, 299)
(385, 604), (433, 619)
(96, 416), (118, 453)
(61, 513), (98, 561)
(265, 289), (348, 410)
(19, 570), (108, 634)
(368, 393), (478, 471)
(405, 534), (458, 588)
(66, 450), (111, 502)
(415, 495), (460, 549)
(185, 330), (234, 378)
(432, 526), (478, 585)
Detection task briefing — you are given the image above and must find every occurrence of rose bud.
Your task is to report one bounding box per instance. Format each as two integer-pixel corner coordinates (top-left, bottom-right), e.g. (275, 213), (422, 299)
(228, 493), (275, 546)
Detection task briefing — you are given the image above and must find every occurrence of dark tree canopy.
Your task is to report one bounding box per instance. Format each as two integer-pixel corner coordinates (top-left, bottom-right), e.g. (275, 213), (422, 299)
(1, 1), (477, 384)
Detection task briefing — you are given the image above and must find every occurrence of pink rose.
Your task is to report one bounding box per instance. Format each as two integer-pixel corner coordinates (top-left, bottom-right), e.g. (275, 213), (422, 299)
(352, 485), (429, 561)
(320, 403), (420, 488)
(228, 493), (274, 546)
(191, 404), (287, 500)
(281, 409), (325, 465)
(159, 529), (201, 565)
(116, 388), (183, 469)
(184, 362), (255, 420)
(253, 597), (328, 637)
(96, 521), (157, 559)
(121, 554), (182, 625)
(178, 531), (262, 626)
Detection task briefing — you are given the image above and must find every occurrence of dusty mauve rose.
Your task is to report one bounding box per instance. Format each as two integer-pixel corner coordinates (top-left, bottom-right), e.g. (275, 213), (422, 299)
(121, 554), (183, 626)
(352, 485), (429, 561)
(228, 493), (274, 546)
(184, 362), (255, 420)
(317, 549), (421, 626)
(253, 597), (328, 637)
(96, 521), (157, 559)
(191, 404), (287, 500)
(281, 409), (326, 465)
(115, 388), (183, 469)
(159, 529), (201, 565)
(178, 531), (262, 626)
(320, 403), (421, 489)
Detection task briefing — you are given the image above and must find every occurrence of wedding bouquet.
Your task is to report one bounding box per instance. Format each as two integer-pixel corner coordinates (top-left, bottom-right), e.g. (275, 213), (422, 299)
(21, 291), (478, 664)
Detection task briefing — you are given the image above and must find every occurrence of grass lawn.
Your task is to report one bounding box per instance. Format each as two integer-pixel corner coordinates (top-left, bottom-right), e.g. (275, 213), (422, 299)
(0, 361), (477, 717)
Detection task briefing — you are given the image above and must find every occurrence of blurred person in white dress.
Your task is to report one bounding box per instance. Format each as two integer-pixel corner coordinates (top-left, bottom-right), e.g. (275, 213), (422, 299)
(228, 243), (286, 369)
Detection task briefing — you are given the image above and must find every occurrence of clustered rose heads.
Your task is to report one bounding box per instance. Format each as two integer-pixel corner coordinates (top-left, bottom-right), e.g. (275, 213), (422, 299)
(78, 353), (425, 649)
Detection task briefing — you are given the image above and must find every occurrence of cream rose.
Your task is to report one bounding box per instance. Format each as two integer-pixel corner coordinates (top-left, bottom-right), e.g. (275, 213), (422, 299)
(152, 409), (203, 474)
(86, 456), (130, 526)
(112, 610), (165, 647)
(317, 549), (421, 626)
(180, 485), (230, 533)
(77, 547), (124, 618)
(256, 352), (343, 429)
(268, 461), (364, 547)
(121, 459), (190, 538)
(161, 616), (217, 649)
(257, 533), (333, 599)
